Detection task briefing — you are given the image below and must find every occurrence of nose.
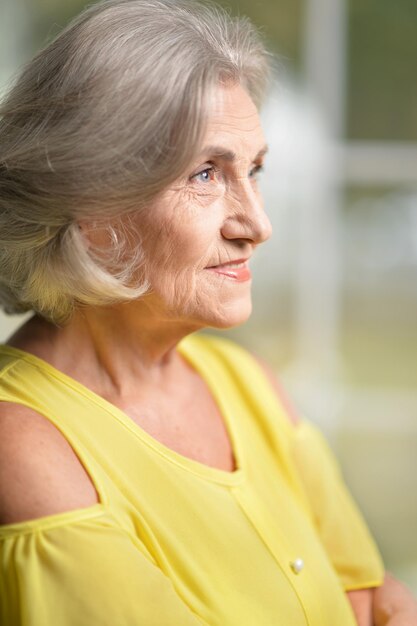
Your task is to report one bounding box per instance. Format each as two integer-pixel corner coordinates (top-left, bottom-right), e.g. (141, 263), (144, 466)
(221, 180), (272, 244)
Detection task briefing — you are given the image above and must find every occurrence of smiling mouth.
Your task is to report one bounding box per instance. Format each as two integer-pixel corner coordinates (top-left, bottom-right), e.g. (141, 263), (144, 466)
(206, 258), (251, 282)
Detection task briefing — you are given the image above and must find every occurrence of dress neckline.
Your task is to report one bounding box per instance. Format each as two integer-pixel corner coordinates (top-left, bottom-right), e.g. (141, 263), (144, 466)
(0, 336), (245, 486)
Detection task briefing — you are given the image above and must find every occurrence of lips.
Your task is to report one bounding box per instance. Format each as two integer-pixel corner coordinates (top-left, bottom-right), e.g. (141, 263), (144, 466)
(206, 258), (251, 282)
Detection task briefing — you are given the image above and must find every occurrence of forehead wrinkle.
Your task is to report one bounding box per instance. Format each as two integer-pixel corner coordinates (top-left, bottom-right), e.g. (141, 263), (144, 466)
(209, 118), (261, 135)
(207, 109), (262, 133)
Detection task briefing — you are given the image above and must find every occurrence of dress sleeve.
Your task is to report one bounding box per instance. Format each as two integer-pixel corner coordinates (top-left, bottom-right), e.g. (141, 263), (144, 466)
(291, 419), (385, 591)
(0, 508), (205, 626)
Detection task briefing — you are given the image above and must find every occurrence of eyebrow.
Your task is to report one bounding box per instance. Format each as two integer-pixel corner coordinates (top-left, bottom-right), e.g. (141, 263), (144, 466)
(197, 144), (269, 162)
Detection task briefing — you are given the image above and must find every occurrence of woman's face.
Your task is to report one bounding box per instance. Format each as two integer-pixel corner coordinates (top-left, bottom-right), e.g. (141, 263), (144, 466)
(138, 82), (272, 329)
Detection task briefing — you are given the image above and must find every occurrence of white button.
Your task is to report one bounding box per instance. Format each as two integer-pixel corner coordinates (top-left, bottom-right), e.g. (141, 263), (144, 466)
(290, 558), (304, 574)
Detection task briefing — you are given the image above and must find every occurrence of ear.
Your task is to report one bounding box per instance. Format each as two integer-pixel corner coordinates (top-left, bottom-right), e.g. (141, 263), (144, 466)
(77, 219), (110, 249)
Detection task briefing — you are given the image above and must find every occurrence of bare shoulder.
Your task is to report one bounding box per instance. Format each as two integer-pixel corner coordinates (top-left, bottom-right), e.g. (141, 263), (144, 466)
(251, 354), (300, 427)
(0, 401), (99, 525)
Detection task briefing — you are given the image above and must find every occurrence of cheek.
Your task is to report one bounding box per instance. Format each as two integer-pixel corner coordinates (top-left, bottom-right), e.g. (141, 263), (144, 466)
(141, 225), (208, 307)
(150, 213), (219, 274)
(138, 188), (224, 303)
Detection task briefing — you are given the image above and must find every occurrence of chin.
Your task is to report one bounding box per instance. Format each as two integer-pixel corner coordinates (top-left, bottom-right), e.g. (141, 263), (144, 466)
(203, 299), (253, 330)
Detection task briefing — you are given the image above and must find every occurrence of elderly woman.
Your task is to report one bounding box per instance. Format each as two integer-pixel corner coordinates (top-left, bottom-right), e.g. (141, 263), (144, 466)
(0, 1), (416, 625)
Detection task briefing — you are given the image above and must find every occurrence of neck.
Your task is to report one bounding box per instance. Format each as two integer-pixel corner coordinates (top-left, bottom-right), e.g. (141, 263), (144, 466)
(9, 303), (202, 396)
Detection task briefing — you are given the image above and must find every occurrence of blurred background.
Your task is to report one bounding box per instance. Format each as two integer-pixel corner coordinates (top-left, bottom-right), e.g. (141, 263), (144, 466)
(1, 0), (416, 593)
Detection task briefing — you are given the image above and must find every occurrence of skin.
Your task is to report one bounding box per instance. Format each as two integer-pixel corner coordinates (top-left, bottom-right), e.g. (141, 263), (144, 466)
(372, 573), (417, 625)
(2, 83), (416, 624)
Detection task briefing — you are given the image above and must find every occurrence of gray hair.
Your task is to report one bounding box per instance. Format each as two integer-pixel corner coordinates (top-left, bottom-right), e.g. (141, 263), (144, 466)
(0, 0), (271, 324)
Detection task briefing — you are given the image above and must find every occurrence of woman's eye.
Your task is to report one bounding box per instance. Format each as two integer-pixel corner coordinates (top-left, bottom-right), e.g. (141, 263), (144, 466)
(249, 164), (264, 179)
(191, 167), (217, 183)
(190, 163), (264, 185)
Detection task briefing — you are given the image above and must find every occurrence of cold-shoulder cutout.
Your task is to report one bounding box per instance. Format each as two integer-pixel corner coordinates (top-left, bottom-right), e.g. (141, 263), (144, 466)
(0, 401), (100, 526)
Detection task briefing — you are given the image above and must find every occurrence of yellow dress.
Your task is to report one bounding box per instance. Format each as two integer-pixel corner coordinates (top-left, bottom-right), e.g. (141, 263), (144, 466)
(0, 334), (384, 626)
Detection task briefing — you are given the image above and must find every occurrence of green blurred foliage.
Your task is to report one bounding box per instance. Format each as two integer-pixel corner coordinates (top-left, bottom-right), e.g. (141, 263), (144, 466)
(215, 0), (304, 66)
(23, 0), (87, 48)
(348, 0), (417, 141)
